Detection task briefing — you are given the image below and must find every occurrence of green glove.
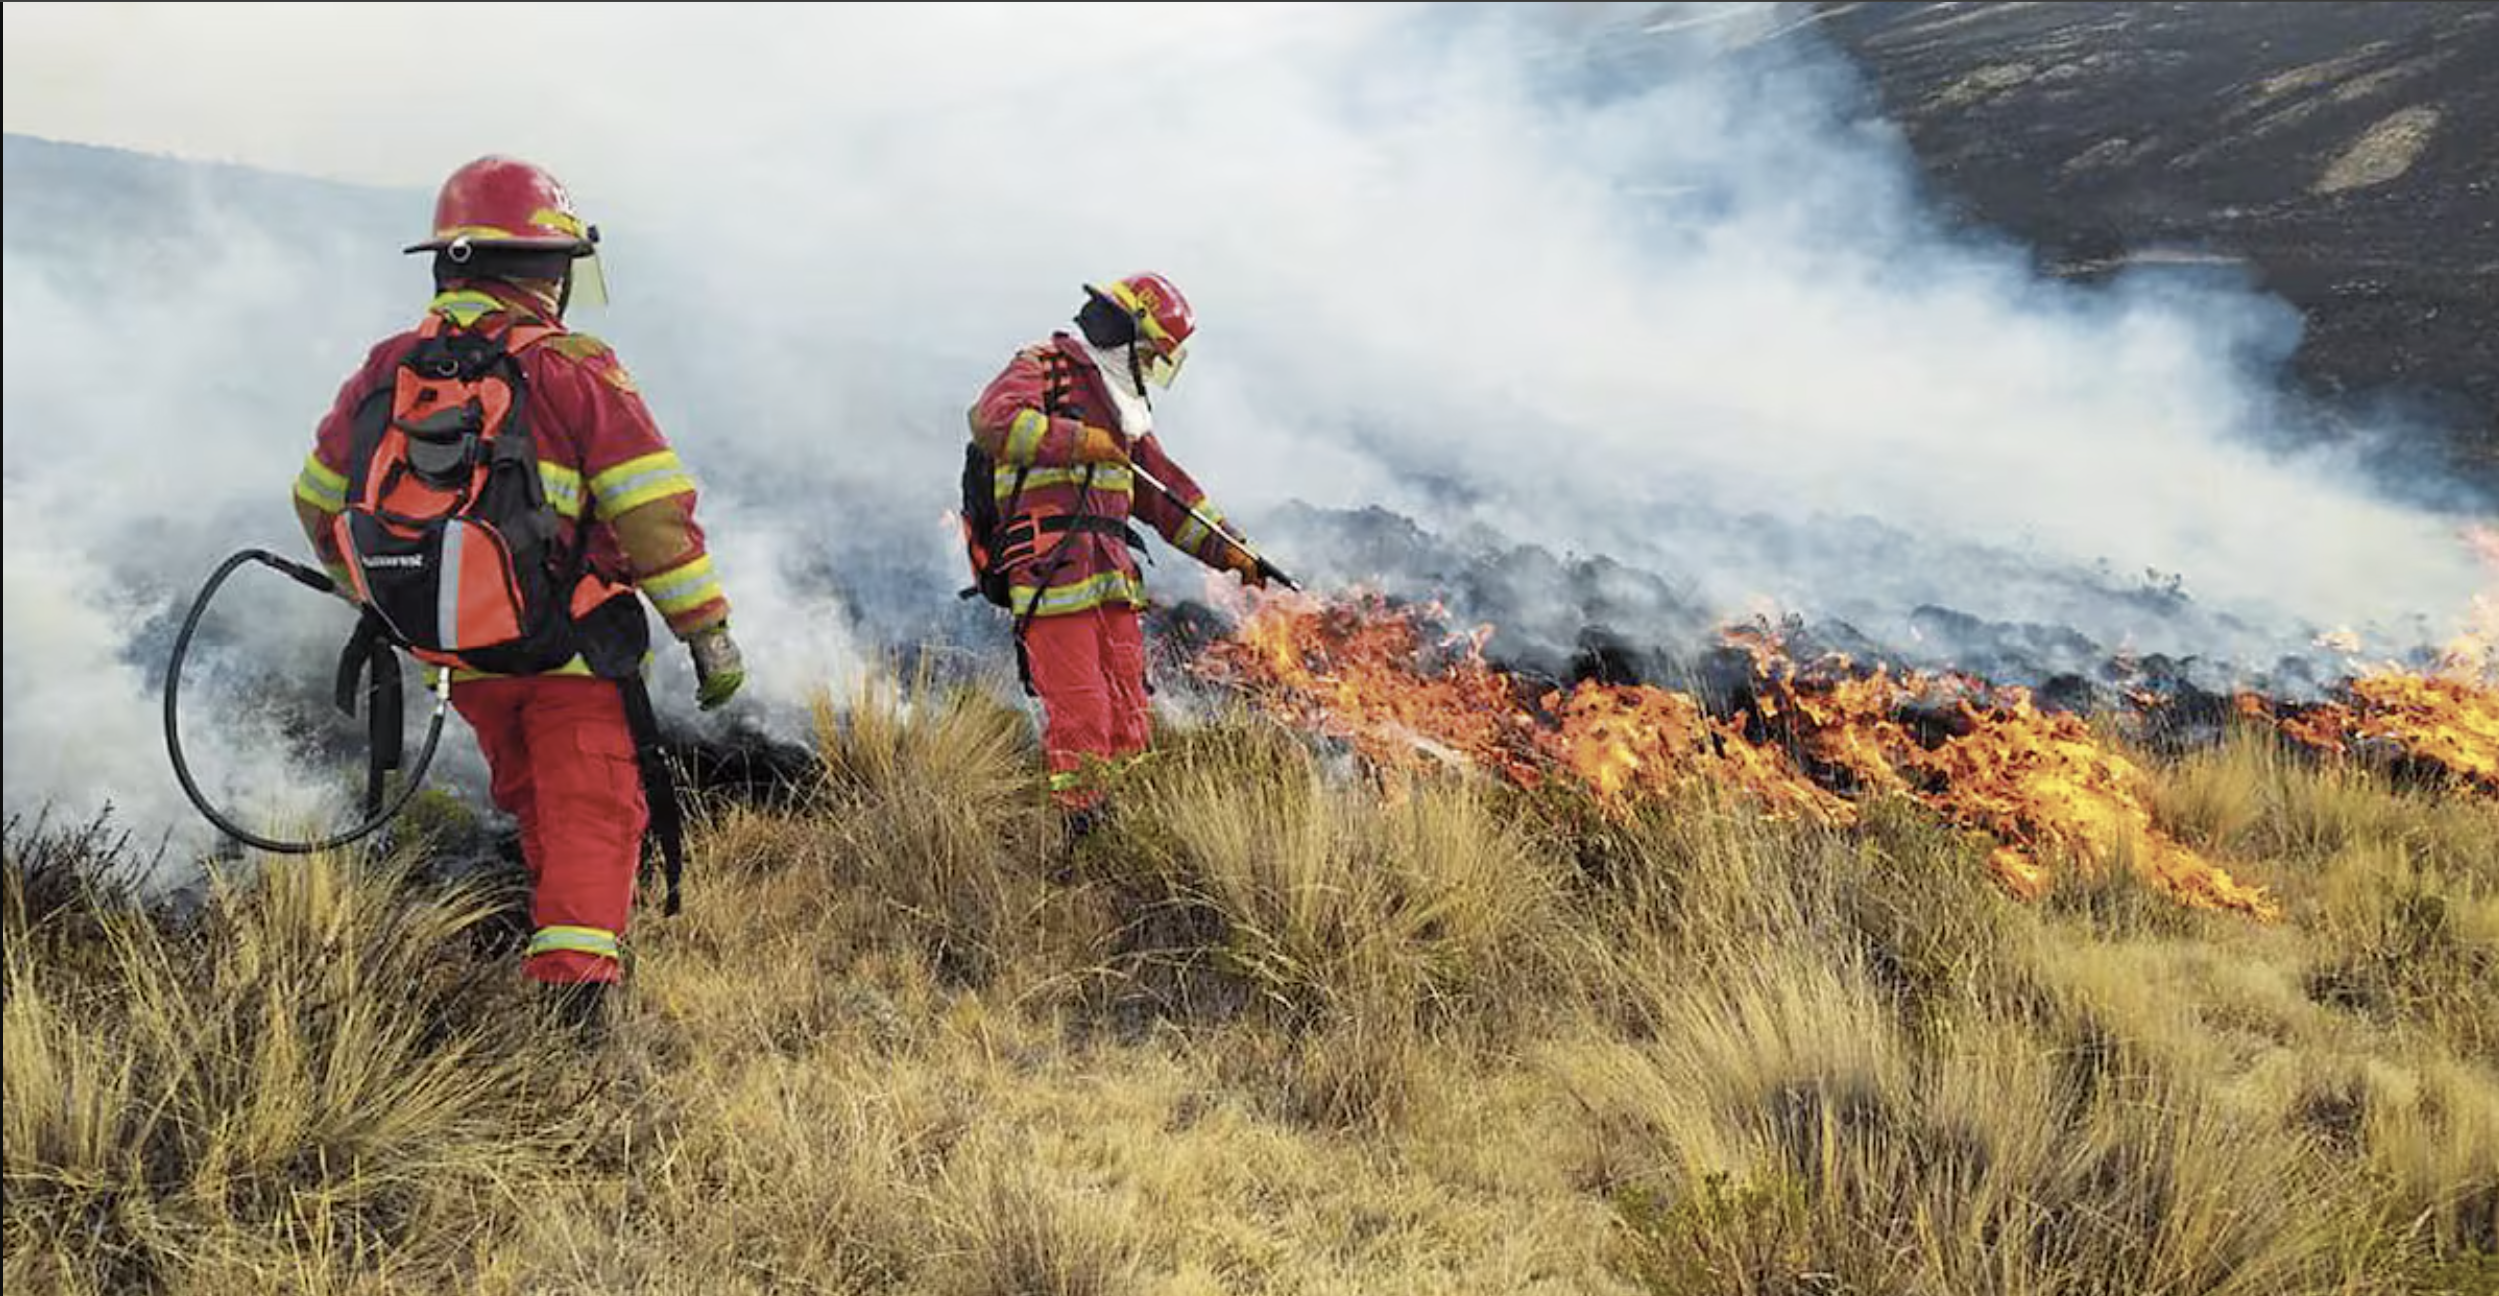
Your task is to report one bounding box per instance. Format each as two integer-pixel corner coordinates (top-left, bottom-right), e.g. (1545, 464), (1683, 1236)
(690, 625), (745, 711)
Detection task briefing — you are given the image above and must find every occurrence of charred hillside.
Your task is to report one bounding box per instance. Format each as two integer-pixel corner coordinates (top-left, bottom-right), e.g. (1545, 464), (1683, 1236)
(1817, 0), (2499, 489)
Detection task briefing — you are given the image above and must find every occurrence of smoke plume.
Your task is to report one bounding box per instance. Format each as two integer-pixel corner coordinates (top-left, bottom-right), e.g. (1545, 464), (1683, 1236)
(4, 2), (2487, 857)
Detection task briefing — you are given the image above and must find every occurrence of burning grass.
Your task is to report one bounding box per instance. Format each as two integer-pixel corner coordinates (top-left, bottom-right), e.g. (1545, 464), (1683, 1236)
(6, 648), (2496, 1294)
(1198, 592), (2293, 919)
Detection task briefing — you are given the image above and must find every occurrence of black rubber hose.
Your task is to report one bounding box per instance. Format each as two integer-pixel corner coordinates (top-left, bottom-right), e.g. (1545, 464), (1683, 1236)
(163, 548), (448, 854)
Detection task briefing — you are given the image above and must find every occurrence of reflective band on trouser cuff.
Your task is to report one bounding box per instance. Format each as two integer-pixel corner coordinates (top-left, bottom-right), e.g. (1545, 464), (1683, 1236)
(589, 450), (697, 516)
(294, 453), (347, 513)
(528, 925), (621, 962)
(1048, 769), (1086, 793)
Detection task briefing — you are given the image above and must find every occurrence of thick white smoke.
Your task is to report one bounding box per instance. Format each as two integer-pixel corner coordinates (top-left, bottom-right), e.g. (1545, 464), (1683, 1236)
(4, 2), (2487, 853)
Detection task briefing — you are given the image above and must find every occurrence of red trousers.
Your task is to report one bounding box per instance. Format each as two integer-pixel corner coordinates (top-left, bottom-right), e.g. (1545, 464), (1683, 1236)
(1020, 605), (1151, 809)
(452, 675), (647, 985)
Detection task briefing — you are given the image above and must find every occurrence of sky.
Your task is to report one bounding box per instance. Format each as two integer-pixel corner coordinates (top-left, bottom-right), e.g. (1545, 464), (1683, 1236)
(4, 0), (2489, 853)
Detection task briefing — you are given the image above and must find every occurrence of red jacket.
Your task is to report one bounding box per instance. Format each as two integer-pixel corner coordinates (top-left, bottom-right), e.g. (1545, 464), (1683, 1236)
(968, 333), (1251, 618)
(292, 284), (729, 668)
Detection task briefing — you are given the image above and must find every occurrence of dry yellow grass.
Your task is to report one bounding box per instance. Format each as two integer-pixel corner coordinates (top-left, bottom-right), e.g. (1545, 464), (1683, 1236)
(6, 675), (2496, 1294)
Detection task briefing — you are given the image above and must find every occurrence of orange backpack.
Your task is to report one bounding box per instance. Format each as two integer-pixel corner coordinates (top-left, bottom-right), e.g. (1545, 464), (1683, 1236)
(332, 311), (583, 675)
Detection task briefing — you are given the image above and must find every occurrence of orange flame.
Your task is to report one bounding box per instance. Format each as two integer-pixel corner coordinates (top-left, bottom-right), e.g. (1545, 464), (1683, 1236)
(1197, 595), (2278, 919)
(2253, 673), (2499, 792)
(2246, 525), (2499, 787)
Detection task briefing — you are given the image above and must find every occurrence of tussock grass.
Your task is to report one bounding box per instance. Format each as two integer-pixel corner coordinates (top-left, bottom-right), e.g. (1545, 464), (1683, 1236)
(3, 829), (572, 1295)
(1107, 723), (1571, 1091)
(810, 660), (1061, 985)
(8, 679), (2497, 1293)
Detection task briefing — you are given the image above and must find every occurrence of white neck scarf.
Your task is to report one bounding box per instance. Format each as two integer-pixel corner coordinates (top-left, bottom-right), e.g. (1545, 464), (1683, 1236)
(1074, 336), (1155, 438)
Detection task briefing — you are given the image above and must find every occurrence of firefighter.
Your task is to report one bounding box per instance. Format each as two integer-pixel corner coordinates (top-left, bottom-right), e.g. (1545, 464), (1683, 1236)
(291, 155), (742, 1029)
(966, 273), (1279, 836)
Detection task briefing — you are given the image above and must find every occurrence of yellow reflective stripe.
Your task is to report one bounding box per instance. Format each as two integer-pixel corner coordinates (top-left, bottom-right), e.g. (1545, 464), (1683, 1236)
(428, 288), (505, 327)
(527, 925), (620, 961)
(590, 451), (695, 516)
(293, 453), (347, 512)
(1173, 502), (1223, 558)
(1004, 409), (1049, 464)
(641, 554), (723, 616)
(527, 208), (588, 239)
(994, 465), (1133, 497)
(1009, 570), (1144, 618)
(539, 462), (584, 520)
(1048, 770), (1085, 792)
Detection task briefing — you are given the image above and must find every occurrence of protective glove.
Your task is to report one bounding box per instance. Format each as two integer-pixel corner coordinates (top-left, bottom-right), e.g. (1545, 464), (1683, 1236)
(1223, 545), (1270, 590)
(1073, 424), (1130, 465)
(689, 624), (746, 711)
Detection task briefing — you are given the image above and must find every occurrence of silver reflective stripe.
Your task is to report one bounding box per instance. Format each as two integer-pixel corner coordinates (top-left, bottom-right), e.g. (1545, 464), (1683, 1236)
(437, 522), (465, 649)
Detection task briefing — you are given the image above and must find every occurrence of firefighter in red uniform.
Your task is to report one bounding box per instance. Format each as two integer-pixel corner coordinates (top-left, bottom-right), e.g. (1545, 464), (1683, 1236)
(968, 273), (1281, 834)
(292, 156), (742, 1026)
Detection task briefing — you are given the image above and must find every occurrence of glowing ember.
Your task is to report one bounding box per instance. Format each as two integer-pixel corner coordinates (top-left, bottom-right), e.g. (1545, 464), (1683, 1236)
(1196, 594), (2280, 919)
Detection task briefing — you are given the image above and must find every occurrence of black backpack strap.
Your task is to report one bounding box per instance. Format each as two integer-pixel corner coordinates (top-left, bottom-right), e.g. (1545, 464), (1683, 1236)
(1034, 512), (1148, 559)
(618, 673), (684, 916)
(1036, 513), (1143, 538)
(1014, 463), (1098, 639)
(333, 610), (405, 818)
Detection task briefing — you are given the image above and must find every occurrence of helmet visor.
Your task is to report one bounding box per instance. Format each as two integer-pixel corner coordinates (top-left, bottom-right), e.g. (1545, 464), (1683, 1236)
(568, 249), (609, 309)
(1142, 339), (1186, 390)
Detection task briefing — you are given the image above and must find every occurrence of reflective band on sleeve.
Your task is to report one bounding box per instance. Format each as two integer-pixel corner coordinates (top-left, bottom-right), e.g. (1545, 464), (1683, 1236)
(1004, 409), (1049, 464)
(539, 461), (584, 520)
(590, 451), (696, 516)
(527, 925), (621, 962)
(641, 553), (722, 617)
(294, 453), (348, 513)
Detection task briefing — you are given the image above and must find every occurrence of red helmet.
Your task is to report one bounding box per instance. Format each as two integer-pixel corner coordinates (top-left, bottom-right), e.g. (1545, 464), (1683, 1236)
(1086, 272), (1195, 388)
(403, 156), (599, 257)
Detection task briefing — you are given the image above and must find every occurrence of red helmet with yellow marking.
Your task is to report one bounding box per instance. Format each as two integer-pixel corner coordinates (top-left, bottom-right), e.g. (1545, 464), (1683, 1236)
(1085, 272), (1195, 389)
(404, 156), (599, 258)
